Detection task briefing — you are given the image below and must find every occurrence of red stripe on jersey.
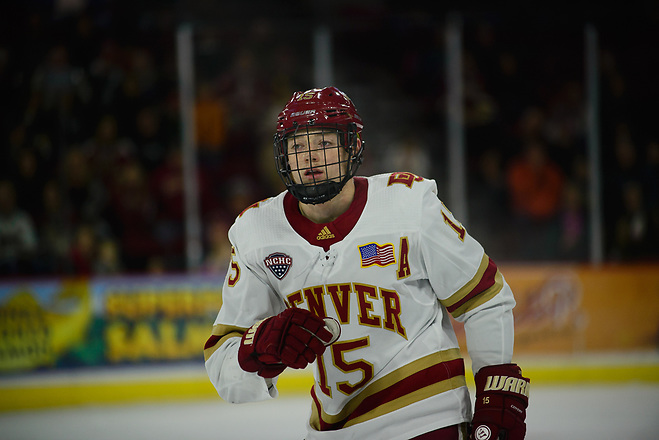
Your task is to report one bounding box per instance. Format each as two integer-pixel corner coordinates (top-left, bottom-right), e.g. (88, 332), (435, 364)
(204, 335), (222, 350)
(311, 357), (465, 431)
(446, 257), (498, 315)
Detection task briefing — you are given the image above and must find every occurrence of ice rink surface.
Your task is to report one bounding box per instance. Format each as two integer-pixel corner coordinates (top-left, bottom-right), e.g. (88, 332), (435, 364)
(1, 384), (658, 440)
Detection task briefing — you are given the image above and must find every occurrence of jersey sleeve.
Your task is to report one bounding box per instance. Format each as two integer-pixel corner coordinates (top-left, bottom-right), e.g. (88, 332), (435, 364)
(204, 225), (287, 403)
(418, 181), (516, 373)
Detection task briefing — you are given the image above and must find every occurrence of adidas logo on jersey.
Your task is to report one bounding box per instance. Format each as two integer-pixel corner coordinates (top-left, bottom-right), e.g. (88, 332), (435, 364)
(316, 226), (335, 240)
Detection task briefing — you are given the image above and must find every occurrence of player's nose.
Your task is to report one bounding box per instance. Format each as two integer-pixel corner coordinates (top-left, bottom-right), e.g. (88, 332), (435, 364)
(303, 146), (321, 162)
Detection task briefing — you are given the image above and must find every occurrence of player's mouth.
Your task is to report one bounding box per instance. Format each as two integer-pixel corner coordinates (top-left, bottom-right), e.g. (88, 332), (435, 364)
(304, 168), (324, 179)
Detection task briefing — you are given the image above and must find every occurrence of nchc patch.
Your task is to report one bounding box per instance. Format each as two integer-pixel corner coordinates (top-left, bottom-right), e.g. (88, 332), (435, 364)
(264, 252), (293, 280)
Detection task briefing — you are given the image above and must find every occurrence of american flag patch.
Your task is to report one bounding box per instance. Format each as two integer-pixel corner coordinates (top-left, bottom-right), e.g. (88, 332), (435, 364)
(359, 243), (396, 267)
(264, 252), (293, 279)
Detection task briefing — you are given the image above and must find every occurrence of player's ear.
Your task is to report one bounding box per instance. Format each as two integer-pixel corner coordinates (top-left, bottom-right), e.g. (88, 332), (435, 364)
(355, 137), (363, 153)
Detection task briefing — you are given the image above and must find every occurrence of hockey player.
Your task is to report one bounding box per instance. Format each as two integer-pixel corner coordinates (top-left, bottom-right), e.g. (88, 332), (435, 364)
(204, 87), (529, 440)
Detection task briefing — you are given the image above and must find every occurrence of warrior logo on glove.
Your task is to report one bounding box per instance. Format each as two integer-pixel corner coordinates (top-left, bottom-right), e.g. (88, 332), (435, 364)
(473, 425), (492, 440)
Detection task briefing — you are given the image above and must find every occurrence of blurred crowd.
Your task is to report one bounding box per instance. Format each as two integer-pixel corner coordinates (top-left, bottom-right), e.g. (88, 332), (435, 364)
(0, 1), (657, 278)
(454, 17), (659, 262)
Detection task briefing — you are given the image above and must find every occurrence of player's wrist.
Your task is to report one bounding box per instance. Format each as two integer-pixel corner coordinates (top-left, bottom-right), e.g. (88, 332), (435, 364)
(237, 316), (284, 377)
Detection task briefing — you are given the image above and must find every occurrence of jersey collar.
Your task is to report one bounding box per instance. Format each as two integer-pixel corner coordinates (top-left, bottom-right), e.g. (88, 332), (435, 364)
(284, 177), (368, 251)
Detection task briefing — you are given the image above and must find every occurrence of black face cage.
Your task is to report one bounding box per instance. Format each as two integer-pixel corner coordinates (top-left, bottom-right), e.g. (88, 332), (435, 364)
(273, 122), (364, 205)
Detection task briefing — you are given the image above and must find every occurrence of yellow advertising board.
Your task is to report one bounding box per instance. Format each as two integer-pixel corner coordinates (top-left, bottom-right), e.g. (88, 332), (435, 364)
(0, 280), (91, 371)
(0, 275), (223, 372)
(452, 264), (659, 354)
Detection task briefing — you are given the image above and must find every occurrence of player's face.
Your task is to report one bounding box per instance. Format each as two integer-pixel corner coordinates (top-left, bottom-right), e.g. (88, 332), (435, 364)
(286, 129), (348, 186)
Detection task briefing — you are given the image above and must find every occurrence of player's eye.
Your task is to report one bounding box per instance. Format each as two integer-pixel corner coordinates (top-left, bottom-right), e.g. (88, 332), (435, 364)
(319, 140), (332, 148)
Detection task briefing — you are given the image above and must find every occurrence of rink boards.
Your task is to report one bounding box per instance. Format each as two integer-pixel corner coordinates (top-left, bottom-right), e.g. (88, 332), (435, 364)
(1, 352), (658, 411)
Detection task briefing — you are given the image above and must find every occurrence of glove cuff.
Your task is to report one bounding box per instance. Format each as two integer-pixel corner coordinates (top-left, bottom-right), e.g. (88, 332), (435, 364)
(237, 318), (286, 378)
(474, 363), (530, 409)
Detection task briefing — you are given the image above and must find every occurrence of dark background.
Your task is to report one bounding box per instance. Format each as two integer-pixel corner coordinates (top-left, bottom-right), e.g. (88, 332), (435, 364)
(1, 0), (657, 276)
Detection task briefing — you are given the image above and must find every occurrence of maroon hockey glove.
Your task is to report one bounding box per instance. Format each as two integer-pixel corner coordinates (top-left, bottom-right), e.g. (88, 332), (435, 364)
(470, 364), (529, 440)
(237, 308), (334, 378)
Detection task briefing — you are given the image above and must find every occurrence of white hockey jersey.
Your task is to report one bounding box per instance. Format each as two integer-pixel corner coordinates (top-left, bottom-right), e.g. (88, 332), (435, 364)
(205, 172), (516, 440)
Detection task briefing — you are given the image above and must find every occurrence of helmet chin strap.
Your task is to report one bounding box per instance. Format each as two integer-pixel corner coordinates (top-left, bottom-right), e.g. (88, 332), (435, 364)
(288, 179), (346, 205)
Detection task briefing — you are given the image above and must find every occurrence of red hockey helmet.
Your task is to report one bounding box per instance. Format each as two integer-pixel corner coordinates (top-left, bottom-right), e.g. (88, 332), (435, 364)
(273, 87), (365, 204)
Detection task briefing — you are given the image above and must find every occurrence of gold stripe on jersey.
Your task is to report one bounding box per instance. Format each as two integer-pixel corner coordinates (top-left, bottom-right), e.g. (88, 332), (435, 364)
(203, 324), (246, 361)
(441, 254), (489, 309)
(450, 269), (502, 318)
(440, 253), (504, 319)
(309, 348), (466, 430)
